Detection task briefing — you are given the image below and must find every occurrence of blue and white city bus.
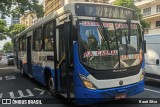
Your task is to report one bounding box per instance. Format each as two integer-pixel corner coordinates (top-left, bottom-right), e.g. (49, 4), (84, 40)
(15, 2), (146, 105)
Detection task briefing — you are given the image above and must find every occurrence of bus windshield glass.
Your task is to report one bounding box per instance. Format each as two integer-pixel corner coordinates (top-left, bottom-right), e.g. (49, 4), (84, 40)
(78, 21), (142, 70)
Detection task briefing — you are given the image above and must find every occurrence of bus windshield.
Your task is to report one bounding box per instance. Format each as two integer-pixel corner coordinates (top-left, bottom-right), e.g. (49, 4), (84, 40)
(78, 21), (142, 70)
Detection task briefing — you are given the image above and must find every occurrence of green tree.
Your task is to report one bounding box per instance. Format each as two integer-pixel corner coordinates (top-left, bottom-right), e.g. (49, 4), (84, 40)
(0, 0), (44, 18)
(8, 24), (26, 39)
(3, 42), (13, 53)
(114, 0), (136, 9)
(113, 0), (150, 29)
(0, 0), (44, 40)
(0, 19), (8, 40)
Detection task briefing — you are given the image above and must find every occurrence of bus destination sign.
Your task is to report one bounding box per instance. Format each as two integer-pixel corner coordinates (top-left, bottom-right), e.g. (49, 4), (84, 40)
(75, 3), (138, 20)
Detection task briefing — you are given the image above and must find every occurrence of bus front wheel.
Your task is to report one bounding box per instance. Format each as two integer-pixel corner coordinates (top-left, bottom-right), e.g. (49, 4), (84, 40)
(48, 76), (56, 96)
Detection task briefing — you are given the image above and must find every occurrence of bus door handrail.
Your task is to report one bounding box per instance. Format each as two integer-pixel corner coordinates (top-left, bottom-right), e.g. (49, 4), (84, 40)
(56, 54), (65, 69)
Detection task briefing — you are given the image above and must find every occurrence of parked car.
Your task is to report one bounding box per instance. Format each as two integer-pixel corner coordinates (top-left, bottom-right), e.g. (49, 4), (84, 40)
(7, 55), (15, 65)
(144, 34), (160, 81)
(0, 56), (8, 65)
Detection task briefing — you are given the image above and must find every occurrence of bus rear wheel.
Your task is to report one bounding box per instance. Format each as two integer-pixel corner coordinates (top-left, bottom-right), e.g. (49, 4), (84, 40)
(48, 76), (56, 96)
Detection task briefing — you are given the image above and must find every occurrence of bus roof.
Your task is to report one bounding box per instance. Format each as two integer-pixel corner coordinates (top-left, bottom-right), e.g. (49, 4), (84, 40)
(73, 2), (136, 11)
(17, 2), (137, 38)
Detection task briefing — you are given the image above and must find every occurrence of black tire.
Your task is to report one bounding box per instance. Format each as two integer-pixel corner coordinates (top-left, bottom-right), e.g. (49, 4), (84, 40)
(20, 66), (27, 77)
(47, 75), (56, 96)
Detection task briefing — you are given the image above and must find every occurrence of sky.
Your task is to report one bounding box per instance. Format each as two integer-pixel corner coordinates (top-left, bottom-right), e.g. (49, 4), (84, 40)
(0, 37), (11, 50)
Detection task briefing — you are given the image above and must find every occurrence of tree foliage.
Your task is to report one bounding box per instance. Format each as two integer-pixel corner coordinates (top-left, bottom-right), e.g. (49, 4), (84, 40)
(114, 0), (136, 9)
(0, 0), (44, 18)
(8, 24), (26, 39)
(113, 0), (150, 29)
(3, 42), (13, 53)
(0, 0), (44, 40)
(0, 19), (8, 40)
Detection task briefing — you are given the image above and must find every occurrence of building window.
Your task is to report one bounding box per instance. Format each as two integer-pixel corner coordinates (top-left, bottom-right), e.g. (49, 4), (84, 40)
(156, 5), (160, 13)
(44, 22), (54, 51)
(34, 28), (42, 51)
(156, 21), (160, 27)
(143, 7), (151, 16)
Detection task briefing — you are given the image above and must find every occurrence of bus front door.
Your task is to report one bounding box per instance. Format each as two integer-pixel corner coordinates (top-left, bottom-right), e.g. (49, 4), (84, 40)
(56, 22), (71, 100)
(58, 25), (67, 91)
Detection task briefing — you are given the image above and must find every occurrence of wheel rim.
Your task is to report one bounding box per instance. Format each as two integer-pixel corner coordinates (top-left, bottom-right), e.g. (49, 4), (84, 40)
(49, 78), (54, 91)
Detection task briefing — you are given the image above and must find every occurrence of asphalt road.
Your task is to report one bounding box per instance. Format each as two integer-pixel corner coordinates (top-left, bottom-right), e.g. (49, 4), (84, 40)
(0, 64), (160, 107)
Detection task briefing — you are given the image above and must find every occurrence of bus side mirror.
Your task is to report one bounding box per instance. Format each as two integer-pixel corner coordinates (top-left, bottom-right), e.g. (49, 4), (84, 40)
(156, 59), (159, 65)
(143, 40), (146, 53)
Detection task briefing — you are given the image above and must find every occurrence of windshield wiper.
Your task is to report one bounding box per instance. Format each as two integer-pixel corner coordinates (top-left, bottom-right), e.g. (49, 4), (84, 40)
(125, 20), (131, 55)
(96, 17), (111, 51)
(125, 32), (128, 55)
(114, 25), (121, 68)
(127, 20), (131, 44)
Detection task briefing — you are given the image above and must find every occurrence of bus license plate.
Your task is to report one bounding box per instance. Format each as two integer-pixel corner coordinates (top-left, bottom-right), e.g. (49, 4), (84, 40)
(115, 94), (126, 100)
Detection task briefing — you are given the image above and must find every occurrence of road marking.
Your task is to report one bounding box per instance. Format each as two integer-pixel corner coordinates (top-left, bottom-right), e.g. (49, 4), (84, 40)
(9, 92), (20, 98)
(5, 75), (16, 80)
(34, 88), (45, 95)
(37, 87), (51, 95)
(0, 93), (3, 98)
(0, 66), (16, 69)
(0, 75), (16, 81)
(144, 88), (160, 94)
(9, 89), (34, 98)
(18, 89), (34, 98)
(46, 91), (51, 95)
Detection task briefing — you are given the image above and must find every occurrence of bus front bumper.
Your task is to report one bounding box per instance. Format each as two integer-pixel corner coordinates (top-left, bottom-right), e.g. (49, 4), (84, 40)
(75, 79), (144, 105)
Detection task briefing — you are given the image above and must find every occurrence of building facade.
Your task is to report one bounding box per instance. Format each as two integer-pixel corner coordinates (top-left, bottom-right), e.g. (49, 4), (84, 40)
(135, 0), (160, 34)
(19, 12), (37, 28)
(19, 0), (45, 27)
(45, 0), (109, 16)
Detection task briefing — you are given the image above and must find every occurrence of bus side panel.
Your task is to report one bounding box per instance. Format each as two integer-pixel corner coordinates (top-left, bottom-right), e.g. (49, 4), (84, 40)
(32, 51), (44, 84)
(32, 64), (45, 84)
(31, 51), (55, 86)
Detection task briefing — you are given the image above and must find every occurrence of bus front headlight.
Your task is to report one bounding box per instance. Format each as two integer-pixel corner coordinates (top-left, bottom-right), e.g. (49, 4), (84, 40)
(139, 69), (145, 81)
(79, 74), (97, 90)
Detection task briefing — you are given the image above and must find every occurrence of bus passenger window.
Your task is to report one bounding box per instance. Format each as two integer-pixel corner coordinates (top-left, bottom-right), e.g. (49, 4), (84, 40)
(44, 22), (54, 51)
(34, 28), (42, 51)
(22, 35), (26, 51)
(45, 38), (54, 50)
